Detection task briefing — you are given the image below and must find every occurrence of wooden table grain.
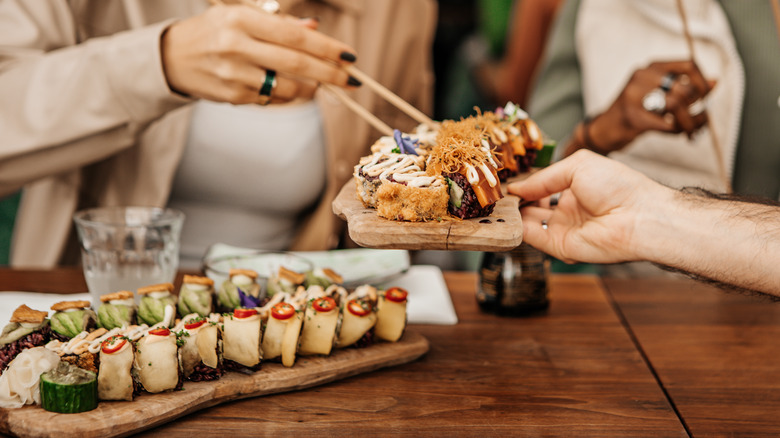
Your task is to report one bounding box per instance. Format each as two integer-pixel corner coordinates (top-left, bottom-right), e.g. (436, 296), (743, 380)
(603, 277), (780, 437)
(0, 268), (685, 437)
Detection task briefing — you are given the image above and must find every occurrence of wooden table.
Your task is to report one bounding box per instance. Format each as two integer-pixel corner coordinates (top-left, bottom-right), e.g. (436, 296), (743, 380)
(1, 268), (779, 437)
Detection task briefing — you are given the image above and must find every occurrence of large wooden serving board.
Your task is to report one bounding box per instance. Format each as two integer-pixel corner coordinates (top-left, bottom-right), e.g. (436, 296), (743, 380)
(0, 331), (429, 438)
(332, 181), (523, 251)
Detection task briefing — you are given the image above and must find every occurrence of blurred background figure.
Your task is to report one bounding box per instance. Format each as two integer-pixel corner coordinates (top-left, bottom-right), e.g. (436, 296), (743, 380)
(0, 0), (437, 269)
(530, 0), (780, 198)
(437, 0), (563, 120)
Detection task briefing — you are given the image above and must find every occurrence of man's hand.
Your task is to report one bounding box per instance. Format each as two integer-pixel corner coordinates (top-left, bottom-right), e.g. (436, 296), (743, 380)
(508, 150), (675, 264)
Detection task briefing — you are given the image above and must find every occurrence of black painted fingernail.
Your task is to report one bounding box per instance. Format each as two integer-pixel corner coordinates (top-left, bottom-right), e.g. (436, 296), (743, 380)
(347, 76), (362, 87)
(340, 52), (357, 62)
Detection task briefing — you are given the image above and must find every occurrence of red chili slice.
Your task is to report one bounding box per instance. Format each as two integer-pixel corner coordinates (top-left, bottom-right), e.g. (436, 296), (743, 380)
(184, 319), (207, 330)
(148, 327), (171, 337)
(234, 308), (258, 319)
(347, 299), (371, 317)
(385, 287), (408, 303)
(101, 336), (127, 354)
(312, 296), (336, 313)
(271, 302), (295, 320)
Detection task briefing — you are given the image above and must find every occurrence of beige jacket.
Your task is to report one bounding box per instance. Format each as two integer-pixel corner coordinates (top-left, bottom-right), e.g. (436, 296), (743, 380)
(0, 0), (437, 267)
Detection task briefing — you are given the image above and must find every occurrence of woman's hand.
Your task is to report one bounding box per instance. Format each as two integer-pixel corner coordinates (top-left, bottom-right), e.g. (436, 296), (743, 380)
(567, 60), (715, 156)
(160, 4), (359, 105)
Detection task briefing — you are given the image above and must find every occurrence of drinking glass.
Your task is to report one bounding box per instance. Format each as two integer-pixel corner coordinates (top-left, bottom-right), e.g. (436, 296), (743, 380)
(73, 206), (185, 306)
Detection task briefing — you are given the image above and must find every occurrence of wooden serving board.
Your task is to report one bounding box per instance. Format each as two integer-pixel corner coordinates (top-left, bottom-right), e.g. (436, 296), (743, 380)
(332, 181), (524, 251)
(0, 331), (429, 438)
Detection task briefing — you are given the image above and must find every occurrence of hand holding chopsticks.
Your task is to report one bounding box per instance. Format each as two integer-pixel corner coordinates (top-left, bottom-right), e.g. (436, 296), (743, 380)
(210, 0), (436, 134)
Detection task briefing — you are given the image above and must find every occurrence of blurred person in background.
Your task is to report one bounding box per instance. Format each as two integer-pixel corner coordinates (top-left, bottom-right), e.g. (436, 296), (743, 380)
(0, 0), (437, 268)
(530, 0), (780, 197)
(439, 0), (563, 119)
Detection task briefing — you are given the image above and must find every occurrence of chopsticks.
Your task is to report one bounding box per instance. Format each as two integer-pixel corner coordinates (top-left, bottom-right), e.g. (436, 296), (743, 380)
(321, 84), (394, 136)
(210, 0), (435, 136)
(675, 0), (731, 193)
(342, 65), (437, 130)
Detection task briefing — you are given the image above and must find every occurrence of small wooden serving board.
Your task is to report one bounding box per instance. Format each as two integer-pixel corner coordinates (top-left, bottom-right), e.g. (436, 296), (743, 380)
(0, 331), (429, 438)
(332, 181), (524, 251)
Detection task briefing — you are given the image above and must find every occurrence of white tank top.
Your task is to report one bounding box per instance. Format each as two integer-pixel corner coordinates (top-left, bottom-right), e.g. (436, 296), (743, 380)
(169, 100), (327, 268)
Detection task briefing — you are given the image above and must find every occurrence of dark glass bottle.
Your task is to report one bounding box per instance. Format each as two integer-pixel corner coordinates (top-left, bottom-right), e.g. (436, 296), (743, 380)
(476, 242), (550, 316)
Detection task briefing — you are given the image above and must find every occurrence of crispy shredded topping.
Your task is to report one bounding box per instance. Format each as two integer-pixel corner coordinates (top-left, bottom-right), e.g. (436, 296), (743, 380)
(427, 117), (492, 175)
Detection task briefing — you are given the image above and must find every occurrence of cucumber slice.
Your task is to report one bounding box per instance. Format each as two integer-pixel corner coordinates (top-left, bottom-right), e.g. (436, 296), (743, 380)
(446, 177), (463, 208)
(40, 361), (98, 413)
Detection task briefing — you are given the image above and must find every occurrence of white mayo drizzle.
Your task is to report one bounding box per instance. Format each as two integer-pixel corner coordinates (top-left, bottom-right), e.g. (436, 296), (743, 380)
(480, 163), (498, 187)
(185, 283), (208, 291)
(108, 299), (134, 306)
(465, 165), (479, 185)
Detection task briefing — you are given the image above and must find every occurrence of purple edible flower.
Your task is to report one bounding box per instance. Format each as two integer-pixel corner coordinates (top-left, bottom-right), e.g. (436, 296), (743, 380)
(238, 287), (261, 308)
(393, 129), (419, 155)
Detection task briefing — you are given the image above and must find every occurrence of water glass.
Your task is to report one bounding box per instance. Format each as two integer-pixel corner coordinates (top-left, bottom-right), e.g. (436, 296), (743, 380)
(73, 206), (185, 306)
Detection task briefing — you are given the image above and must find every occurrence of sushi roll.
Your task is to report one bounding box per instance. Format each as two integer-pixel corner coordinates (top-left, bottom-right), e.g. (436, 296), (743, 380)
(304, 267), (344, 289)
(267, 266), (305, 297)
(98, 335), (135, 401)
(218, 268), (262, 311)
(374, 287), (408, 342)
(261, 296), (303, 367)
(0, 305), (51, 375)
(178, 275), (216, 317)
(96, 291), (136, 330)
(298, 286), (343, 356)
(137, 283), (177, 327)
(221, 308), (263, 370)
(49, 300), (97, 340)
(134, 327), (181, 393)
(336, 285), (378, 349)
(428, 117), (504, 220)
(175, 314), (223, 381)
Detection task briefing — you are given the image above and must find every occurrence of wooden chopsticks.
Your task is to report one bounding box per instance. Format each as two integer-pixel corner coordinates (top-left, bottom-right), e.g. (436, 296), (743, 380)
(342, 65), (437, 130)
(321, 84), (394, 136)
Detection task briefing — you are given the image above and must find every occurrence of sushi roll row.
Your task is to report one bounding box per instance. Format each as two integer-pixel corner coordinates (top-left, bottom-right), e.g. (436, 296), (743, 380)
(0, 275), (409, 410)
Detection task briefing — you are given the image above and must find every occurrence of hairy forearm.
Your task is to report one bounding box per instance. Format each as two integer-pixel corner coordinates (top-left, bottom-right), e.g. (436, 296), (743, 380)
(638, 188), (780, 296)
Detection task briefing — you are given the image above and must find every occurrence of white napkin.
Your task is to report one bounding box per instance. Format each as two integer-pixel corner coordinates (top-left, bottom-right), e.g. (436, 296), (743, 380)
(377, 265), (458, 325)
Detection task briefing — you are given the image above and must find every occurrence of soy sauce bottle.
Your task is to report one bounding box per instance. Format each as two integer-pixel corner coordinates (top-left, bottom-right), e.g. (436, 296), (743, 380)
(476, 242), (549, 316)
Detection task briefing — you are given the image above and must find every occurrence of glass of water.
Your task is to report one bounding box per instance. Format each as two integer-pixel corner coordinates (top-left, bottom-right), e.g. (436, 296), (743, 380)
(73, 206), (185, 306)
